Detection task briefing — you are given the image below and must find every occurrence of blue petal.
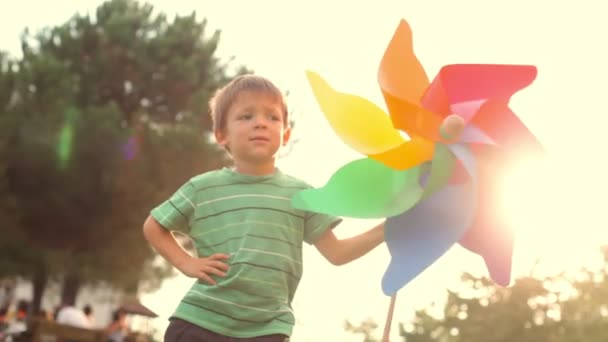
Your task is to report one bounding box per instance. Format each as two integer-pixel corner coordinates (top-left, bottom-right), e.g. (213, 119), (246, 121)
(381, 144), (478, 295)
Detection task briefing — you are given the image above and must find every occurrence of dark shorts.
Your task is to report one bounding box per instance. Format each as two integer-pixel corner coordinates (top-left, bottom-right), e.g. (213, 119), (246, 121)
(164, 318), (289, 342)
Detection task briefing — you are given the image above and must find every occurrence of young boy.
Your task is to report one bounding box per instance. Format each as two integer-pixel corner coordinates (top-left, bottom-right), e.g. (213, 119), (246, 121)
(143, 75), (463, 341)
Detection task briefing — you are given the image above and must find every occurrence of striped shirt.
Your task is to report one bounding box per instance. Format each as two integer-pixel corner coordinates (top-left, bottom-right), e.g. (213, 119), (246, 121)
(150, 167), (341, 338)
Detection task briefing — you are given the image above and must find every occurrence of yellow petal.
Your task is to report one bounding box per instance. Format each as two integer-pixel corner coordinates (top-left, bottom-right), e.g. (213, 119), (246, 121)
(369, 136), (435, 170)
(306, 70), (405, 155)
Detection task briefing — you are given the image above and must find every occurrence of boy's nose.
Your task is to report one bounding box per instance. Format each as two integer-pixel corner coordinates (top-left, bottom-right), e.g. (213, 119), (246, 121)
(253, 117), (268, 128)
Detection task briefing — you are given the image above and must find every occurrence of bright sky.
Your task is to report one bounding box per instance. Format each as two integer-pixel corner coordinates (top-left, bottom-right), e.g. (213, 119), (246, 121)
(2, 1), (608, 341)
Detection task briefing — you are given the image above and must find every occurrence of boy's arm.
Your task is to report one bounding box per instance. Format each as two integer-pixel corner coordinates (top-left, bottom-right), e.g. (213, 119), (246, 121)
(311, 115), (464, 266)
(142, 215), (230, 284)
(314, 220), (385, 266)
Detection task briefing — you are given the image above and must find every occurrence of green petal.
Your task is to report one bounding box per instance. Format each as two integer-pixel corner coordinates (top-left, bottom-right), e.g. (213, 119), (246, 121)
(292, 158), (423, 218)
(291, 144), (457, 219)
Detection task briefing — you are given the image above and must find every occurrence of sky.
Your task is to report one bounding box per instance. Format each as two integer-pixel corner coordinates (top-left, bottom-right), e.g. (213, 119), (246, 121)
(2, 1), (608, 341)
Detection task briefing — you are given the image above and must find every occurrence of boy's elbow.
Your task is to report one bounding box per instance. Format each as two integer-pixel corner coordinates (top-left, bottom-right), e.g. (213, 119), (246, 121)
(327, 254), (348, 266)
(315, 232), (350, 266)
(331, 259), (347, 266)
(142, 216), (161, 240)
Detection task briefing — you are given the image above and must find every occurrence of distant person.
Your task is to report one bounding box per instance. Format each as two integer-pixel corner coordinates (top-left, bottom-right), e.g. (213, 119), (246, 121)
(2, 301), (28, 338)
(15, 300), (29, 321)
(56, 302), (91, 329)
(0, 285), (14, 312)
(0, 307), (8, 330)
(83, 304), (95, 326)
(105, 309), (127, 342)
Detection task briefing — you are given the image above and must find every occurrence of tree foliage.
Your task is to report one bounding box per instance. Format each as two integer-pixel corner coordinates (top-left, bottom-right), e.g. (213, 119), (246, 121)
(345, 317), (380, 342)
(0, 0), (248, 309)
(399, 251), (608, 341)
(344, 249), (608, 342)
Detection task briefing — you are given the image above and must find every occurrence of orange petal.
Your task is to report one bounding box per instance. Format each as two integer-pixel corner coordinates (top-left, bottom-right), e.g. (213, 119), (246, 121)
(378, 19), (438, 138)
(378, 19), (429, 106)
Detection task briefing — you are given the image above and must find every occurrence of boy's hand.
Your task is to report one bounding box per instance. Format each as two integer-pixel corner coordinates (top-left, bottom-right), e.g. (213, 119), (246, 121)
(439, 114), (465, 142)
(178, 253), (231, 285)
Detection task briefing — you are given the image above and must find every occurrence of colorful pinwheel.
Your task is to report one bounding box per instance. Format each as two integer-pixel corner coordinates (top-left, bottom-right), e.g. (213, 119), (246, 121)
(291, 19), (544, 296)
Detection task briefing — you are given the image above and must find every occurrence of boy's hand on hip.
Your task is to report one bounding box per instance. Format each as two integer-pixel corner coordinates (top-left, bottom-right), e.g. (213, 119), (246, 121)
(178, 253), (231, 285)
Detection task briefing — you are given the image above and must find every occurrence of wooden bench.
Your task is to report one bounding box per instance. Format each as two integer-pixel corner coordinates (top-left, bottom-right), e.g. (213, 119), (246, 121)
(28, 319), (106, 342)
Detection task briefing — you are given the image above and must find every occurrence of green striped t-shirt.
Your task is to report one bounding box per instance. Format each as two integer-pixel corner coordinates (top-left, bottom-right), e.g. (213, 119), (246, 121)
(150, 167), (341, 338)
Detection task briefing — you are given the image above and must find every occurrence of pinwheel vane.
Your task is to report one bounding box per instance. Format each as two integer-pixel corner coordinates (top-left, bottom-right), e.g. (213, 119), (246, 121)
(292, 19), (544, 299)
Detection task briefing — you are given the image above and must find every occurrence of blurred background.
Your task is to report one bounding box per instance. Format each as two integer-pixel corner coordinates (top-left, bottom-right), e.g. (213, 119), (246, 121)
(1, 0), (607, 341)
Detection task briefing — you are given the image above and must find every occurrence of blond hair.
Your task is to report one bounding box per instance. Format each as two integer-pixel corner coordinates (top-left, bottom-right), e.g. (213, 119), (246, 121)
(209, 75), (289, 132)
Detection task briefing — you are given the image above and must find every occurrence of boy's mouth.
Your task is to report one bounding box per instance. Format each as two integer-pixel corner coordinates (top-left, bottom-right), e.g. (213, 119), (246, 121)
(250, 137), (269, 142)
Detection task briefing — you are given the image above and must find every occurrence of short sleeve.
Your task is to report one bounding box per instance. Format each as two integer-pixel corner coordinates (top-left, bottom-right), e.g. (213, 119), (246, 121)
(150, 179), (197, 234)
(303, 211), (342, 245)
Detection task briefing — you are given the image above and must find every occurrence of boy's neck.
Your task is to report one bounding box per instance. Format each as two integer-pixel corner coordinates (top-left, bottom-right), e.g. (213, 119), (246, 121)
(232, 160), (277, 176)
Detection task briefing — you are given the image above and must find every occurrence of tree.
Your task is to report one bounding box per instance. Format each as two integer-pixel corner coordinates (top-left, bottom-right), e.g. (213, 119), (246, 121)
(398, 249), (608, 342)
(345, 317), (380, 342)
(0, 51), (31, 309)
(0, 51), (17, 238)
(2, 0), (249, 311)
(342, 248), (608, 342)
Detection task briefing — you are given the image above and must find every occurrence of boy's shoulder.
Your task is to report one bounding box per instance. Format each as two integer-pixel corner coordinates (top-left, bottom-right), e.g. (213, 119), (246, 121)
(276, 170), (313, 189)
(279, 173), (313, 192)
(187, 168), (228, 188)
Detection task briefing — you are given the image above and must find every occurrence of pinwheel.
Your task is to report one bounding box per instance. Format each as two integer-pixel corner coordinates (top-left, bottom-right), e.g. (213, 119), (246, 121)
(291, 19), (544, 297)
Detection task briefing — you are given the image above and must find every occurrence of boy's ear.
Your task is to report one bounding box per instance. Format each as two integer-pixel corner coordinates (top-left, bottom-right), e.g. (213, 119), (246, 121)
(214, 129), (227, 147)
(282, 126), (292, 146)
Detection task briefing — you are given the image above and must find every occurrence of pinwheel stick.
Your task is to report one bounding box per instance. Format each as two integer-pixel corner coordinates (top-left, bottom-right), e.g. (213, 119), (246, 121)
(382, 293), (397, 342)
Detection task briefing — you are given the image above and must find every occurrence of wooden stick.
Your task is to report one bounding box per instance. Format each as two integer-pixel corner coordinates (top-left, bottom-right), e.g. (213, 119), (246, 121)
(382, 293), (397, 342)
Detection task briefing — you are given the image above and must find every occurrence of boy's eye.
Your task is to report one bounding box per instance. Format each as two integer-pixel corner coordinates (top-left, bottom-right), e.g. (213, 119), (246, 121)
(239, 114), (252, 120)
(268, 113), (280, 121)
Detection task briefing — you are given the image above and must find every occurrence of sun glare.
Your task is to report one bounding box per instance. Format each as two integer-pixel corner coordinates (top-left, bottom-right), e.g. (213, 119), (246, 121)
(496, 153), (599, 276)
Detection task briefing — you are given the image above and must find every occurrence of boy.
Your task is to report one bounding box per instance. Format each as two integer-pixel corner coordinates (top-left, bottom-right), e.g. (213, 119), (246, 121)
(143, 75), (463, 341)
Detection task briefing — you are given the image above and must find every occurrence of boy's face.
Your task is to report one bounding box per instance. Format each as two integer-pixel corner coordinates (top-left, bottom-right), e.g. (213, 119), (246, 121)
(215, 90), (290, 168)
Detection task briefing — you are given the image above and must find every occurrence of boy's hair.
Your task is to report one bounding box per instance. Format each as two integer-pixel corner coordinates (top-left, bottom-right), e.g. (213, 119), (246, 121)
(209, 75), (289, 132)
